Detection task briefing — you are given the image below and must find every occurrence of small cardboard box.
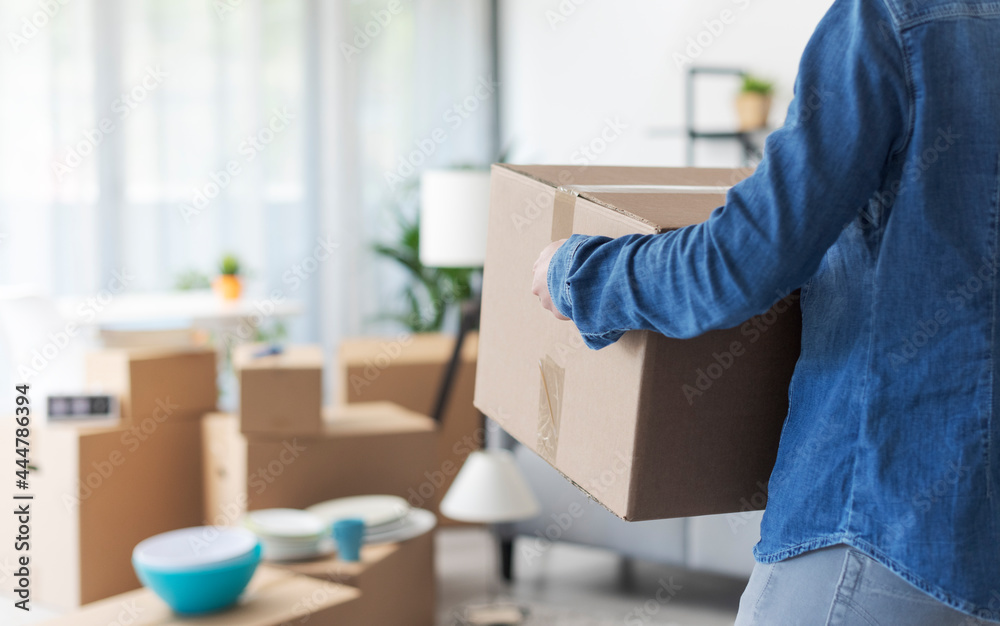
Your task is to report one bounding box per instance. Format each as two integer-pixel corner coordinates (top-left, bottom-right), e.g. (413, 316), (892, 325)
(85, 347), (217, 422)
(35, 566), (362, 626)
(475, 165), (802, 521)
(233, 343), (323, 435)
(203, 402), (437, 522)
(29, 420), (205, 609)
(271, 530), (435, 626)
(336, 333), (481, 520)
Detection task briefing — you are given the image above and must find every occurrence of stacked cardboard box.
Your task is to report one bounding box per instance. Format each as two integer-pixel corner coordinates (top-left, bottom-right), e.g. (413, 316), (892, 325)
(202, 402), (437, 522)
(475, 165), (802, 521)
(336, 333), (481, 521)
(31, 420), (205, 609)
(36, 566), (362, 626)
(85, 347), (217, 422)
(271, 530), (435, 626)
(232, 344), (324, 435)
(24, 347), (218, 609)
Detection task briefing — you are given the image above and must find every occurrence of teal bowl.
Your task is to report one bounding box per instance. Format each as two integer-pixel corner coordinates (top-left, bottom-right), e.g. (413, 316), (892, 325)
(132, 527), (261, 615)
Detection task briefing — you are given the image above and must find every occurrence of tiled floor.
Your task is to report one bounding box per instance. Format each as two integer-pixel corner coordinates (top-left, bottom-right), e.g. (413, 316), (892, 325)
(437, 527), (744, 625)
(0, 527), (744, 625)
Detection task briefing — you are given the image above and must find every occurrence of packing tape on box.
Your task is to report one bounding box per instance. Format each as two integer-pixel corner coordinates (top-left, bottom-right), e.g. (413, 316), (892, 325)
(551, 189), (577, 241)
(550, 184), (732, 241)
(537, 356), (565, 464)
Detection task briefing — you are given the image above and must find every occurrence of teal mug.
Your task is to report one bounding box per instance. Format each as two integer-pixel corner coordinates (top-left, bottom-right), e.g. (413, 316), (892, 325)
(332, 518), (365, 562)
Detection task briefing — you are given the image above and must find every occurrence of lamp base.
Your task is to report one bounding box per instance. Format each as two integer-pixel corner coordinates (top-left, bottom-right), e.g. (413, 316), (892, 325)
(455, 602), (528, 625)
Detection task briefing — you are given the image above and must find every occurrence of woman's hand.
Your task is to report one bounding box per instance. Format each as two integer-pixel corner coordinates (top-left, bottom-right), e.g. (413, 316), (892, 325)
(532, 238), (570, 320)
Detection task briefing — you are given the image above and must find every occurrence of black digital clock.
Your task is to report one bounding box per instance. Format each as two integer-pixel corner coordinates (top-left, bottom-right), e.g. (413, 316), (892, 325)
(46, 394), (119, 425)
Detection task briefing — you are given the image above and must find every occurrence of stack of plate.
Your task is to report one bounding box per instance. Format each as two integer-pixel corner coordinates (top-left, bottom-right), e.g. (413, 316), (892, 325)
(243, 508), (329, 561)
(307, 495), (437, 545)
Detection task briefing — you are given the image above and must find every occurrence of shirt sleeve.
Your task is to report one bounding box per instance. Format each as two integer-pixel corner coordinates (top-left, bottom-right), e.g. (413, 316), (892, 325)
(547, 0), (911, 349)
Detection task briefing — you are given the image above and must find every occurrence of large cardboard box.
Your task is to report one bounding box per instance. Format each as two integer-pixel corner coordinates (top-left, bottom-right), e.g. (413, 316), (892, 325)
(85, 347), (217, 422)
(203, 402), (437, 522)
(36, 566), (362, 626)
(233, 343), (323, 435)
(475, 164), (802, 521)
(29, 420), (204, 609)
(336, 333), (481, 520)
(271, 531), (435, 626)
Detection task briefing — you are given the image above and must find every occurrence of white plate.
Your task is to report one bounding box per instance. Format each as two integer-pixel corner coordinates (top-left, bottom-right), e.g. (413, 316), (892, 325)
(257, 535), (324, 547)
(365, 513), (413, 538)
(261, 537), (334, 562)
(364, 514), (409, 535)
(244, 509), (325, 540)
(363, 508), (437, 545)
(133, 526), (259, 571)
(307, 495), (410, 529)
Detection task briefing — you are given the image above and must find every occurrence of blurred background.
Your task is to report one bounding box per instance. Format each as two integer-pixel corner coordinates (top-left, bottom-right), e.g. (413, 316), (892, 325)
(0, 1), (833, 624)
(0, 0), (829, 384)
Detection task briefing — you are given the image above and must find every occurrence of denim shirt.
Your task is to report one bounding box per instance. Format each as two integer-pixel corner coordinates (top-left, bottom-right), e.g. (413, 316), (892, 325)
(547, 0), (1000, 619)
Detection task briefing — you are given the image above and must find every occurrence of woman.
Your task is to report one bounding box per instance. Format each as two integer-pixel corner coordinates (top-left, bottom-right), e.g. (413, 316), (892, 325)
(532, 0), (1000, 623)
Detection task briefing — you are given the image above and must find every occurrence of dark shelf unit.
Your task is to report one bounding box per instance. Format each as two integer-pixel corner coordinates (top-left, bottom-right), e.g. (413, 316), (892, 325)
(685, 66), (767, 167)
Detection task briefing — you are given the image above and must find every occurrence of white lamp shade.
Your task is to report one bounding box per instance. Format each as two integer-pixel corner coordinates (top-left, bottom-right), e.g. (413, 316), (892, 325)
(419, 169), (491, 268)
(440, 449), (541, 523)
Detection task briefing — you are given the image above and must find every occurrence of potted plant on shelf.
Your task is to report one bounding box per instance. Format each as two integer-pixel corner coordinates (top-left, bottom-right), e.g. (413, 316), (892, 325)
(735, 75), (774, 131)
(214, 253), (243, 301)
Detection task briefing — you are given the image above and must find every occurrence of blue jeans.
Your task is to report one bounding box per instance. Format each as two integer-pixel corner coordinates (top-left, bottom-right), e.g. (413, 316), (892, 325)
(736, 545), (995, 625)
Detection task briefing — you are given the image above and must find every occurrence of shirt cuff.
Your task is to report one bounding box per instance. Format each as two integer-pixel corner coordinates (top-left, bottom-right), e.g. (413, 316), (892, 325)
(579, 329), (626, 350)
(546, 234), (587, 320)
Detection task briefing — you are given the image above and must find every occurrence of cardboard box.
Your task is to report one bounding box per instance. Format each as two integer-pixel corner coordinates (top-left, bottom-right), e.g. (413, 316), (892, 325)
(36, 566), (362, 626)
(336, 333), (481, 520)
(30, 419), (205, 609)
(203, 402), (437, 522)
(85, 347), (217, 422)
(233, 343), (323, 435)
(475, 164), (802, 521)
(98, 327), (201, 349)
(271, 530), (435, 626)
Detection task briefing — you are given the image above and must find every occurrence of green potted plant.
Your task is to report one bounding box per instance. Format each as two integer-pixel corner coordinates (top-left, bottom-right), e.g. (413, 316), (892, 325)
(214, 253), (243, 300)
(174, 269), (211, 291)
(735, 75), (774, 131)
(372, 207), (473, 332)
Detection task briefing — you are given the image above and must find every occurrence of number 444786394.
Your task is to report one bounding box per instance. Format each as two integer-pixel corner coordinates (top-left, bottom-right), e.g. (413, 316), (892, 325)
(15, 385), (29, 490)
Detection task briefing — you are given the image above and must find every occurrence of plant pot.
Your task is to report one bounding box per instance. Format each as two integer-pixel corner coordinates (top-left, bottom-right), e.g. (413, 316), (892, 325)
(735, 93), (772, 131)
(214, 275), (242, 300)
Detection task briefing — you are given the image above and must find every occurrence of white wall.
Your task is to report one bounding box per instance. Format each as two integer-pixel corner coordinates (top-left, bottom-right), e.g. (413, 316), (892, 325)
(500, 0), (834, 168)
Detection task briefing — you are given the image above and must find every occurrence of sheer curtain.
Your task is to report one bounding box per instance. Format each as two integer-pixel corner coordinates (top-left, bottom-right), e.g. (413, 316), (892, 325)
(345, 0), (496, 339)
(0, 0), (315, 330)
(0, 0), (495, 398)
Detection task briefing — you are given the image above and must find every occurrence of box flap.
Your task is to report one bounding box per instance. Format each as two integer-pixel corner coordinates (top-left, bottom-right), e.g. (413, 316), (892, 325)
(499, 164), (750, 232)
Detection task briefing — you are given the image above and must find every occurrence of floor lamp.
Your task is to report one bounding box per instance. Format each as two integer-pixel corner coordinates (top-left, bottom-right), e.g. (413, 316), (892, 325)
(441, 448), (541, 625)
(419, 168), (491, 426)
(420, 169), (541, 623)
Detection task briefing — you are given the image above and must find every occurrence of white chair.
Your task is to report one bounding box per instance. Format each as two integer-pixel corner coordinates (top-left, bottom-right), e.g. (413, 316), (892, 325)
(0, 287), (93, 410)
